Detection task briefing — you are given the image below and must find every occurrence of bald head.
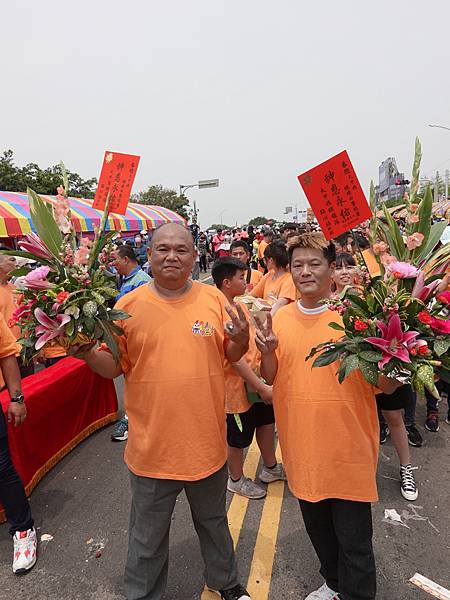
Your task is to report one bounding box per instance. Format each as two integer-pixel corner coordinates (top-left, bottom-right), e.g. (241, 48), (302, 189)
(151, 222), (194, 249)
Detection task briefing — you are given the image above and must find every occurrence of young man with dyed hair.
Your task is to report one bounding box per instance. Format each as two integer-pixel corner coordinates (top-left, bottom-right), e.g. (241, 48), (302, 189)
(254, 232), (401, 600)
(212, 257), (285, 500)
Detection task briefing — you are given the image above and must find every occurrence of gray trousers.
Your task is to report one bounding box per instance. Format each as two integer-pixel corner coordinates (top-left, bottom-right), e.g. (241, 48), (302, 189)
(124, 463), (239, 600)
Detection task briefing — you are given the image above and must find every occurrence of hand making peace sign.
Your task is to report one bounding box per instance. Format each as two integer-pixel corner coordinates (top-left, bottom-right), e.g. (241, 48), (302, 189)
(225, 303), (250, 347)
(254, 312), (278, 354)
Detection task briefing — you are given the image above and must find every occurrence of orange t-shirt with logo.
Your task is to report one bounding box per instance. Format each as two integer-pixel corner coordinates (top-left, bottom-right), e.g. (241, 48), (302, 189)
(224, 302), (259, 415)
(250, 271), (296, 303)
(0, 312), (21, 390)
(0, 283), (20, 339)
(272, 303), (379, 503)
(113, 281), (230, 481)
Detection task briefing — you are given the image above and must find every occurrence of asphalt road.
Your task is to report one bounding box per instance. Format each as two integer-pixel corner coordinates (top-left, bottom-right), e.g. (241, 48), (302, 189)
(1, 378), (450, 599)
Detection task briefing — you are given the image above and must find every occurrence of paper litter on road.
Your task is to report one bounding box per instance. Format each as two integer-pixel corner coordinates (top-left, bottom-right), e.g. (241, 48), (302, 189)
(409, 573), (450, 599)
(40, 533), (54, 542)
(383, 509), (409, 528)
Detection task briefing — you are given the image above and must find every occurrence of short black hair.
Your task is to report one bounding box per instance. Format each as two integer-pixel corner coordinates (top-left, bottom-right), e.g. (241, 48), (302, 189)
(264, 240), (289, 268)
(264, 230), (274, 239)
(211, 256), (247, 289)
(351, 233), (370, 250)
(116, 244), (138, 262)
(335, 252), (356, 268)
(230, 240), (250, 255)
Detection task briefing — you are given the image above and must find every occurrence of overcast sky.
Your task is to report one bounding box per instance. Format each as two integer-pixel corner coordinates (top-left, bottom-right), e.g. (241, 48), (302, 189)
(2, 0), (450, 228)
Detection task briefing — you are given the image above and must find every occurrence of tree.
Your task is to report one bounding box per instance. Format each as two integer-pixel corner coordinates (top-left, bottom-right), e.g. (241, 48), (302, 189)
(248, 216), (272, 227)
(209, 223), (231, 231)
(0, 149), (97, 198)
(133, 185), (190, 219)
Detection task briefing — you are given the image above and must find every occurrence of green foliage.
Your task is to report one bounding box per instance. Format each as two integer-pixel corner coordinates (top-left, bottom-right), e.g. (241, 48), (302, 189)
(133, 185), (190, 219)
(28, 188), (63, 258)
(0, 150), (97, 197)
(247, 216), (273, 227)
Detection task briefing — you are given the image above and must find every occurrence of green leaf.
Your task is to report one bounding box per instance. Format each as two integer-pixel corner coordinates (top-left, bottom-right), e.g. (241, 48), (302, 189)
(328, 321), (345, 331)
(338, 361), (347, 384)
(411, 186), (432, 259)
(28, 187), (63, 259)
(434, 339), (450, 357)
(409, 137), (422, 205)
(359, 350), (383, 363)
(416, 364), (437, 395)
(8, 266), (33, 278)
(343, 354), (359, 377)
(1, 249), (52, 266)
(65, 320), (75, 337)
(358, 358), (379, 385)
(382, 205), (406, 260)
(99, 320), (121, 362)
(415, 220), (448, 263)
(437, 367), (450, 384)
(107, 309), (130, 321)
(234, 414), (243, 432)
(312, 347), (344, 368)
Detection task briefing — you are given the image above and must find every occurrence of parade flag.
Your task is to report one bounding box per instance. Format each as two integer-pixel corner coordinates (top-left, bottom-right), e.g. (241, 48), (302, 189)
(93, 151), (141, 215)
(298, 150), (372, 240)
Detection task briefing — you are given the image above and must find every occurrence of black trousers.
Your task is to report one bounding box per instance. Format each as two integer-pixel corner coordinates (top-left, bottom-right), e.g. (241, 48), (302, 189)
(0, 405), (33, 535)
(199, 254), (208, 272)
(299, 498), (376, 600)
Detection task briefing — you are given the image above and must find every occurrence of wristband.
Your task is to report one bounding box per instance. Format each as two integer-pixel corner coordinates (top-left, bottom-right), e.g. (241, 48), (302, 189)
(10, 393), (25, 404)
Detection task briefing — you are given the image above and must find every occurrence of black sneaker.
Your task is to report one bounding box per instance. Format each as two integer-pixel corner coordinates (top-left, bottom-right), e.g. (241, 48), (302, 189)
(380, 423), (389, 444)
(405, 424), (423, 447)
(425, 411), (439, 432)
(111, 417), (128, 441)
(219, 584), (251, 600)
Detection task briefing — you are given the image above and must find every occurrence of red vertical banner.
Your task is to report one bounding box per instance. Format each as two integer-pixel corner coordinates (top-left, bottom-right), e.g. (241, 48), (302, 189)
(93, 151), (141, 215)
(298, 150), (372, 240)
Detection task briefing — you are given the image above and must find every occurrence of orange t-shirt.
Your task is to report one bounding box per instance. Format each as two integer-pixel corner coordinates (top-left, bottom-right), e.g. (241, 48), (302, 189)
(257, 240), (268, 272)
(224, 303), (259, 415)
(272, 303), (379, 503)
(250, 270), (296, 303)
(0, 283), (20, 339)
(0, 312), (21, 390)
(113, 281), (230, 481)
(246, 269), (263, 292)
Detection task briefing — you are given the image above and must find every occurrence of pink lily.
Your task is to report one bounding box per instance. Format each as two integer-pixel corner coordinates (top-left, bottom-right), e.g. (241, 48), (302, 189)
(23, 266), (55, 290)
(18, 232), (53, 260)
(411, 270), (442, 302)
(34, 307), (71, 350)
(366, 313), (420, 369)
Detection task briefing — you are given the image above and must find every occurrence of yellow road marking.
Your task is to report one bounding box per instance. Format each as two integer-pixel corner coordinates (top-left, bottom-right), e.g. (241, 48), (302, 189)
(246, 444), (284, 599)
(201, 438), (261, 600)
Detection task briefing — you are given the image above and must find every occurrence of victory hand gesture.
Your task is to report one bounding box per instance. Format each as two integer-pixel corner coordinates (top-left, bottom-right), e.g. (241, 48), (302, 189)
(254, 313), (278, 354)
(225, 303), (250, 347)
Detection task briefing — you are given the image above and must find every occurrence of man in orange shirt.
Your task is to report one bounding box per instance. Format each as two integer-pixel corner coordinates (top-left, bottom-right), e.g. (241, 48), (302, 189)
(71, 223), (252, 600)
(255, 233), (400, 600)
(229, 240), (263, 292)
(256, 230), (273, 273)
(0, 313), (37, 575)
(212, 257), (285, 500)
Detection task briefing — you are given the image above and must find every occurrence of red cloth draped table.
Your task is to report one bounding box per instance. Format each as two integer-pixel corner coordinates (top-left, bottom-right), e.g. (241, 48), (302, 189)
(0, 357), (118, 522)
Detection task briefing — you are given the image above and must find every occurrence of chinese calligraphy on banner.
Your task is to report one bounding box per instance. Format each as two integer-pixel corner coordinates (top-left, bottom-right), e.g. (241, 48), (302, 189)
(298, 150), (372, 240)
(93, 151), (141, 215)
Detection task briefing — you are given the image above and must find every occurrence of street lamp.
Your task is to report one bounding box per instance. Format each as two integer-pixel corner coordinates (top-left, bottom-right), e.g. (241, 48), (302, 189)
(179, 179), (219, 220)
(429, 124), (450, 131)
(220, 209), (228, 226)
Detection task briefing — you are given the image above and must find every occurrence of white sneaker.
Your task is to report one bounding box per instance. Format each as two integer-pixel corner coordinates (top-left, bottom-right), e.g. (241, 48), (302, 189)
(259, 463), (287, 484)
(400, 464), (418, 501)
(305, 582), (340, 599)
(13, 527), (37, 574)
(227, 476), (266, 499)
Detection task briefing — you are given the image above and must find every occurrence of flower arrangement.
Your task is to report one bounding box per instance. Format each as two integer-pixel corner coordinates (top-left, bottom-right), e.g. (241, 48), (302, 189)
(307, 139), (450, 398)
(3, 164), (128, 362)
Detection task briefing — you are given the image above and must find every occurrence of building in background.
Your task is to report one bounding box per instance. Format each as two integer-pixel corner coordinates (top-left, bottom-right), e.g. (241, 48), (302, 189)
(375, 157), (408, 205)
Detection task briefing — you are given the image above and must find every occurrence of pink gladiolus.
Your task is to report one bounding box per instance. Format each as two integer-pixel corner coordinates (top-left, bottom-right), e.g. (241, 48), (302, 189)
(18, 232), (53, 260)
(373, 242), (387, 255)
(406, 232), (424, 250)
(366, 313), (419, 369)
(411, 270), (442, 302)
(430, 317), (450, 335)
(410, 203), (419, 213)
(23, 266), (55, 290)
(386, 261), (420, 279)
(34, 308), (71, 350)
(408, 214), (420, 224)
(380, 253), (396, 266)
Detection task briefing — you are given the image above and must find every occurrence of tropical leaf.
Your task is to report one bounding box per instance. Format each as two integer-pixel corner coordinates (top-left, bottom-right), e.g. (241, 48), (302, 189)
(437, 367), (450, 384)
(312, 347), (345, 368)
(359, 350), (383, 363)
(343, 353), (359, 377)
(411, 186), (433, 259)
(328, 321), (345, 331)
(382, 205), (406, 260)
(409, 137), (422, 205)
(1, 249), (53, 266)
(234, 414), (243, 432)
(99, 320), (121, 362)
(107, 309), (130, 321)
(28, 188), (63, 259)
(434, 339), (450, 357)
(358, 358), (379, 385)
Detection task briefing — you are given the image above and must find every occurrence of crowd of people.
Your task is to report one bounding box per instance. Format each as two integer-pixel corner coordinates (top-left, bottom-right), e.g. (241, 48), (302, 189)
(0, 215), (449, 600)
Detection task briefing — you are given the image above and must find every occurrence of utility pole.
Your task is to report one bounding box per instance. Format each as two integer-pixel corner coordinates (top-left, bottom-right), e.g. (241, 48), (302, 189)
(434, 171), (439, 202)
(445, 169), (449, 200)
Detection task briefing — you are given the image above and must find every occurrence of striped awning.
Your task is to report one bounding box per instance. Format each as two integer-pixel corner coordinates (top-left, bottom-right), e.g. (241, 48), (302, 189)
(0, 191), (185, 237)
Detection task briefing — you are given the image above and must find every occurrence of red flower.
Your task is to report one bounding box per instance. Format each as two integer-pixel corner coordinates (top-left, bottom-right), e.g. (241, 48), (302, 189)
(56, 291), (70, 304)
(437, 291), (450, 305)
(430, 317), (450, 335)
(354, 319), (369, 331)
(418, 311), (433, 325)
(418, 344), (429, 356)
